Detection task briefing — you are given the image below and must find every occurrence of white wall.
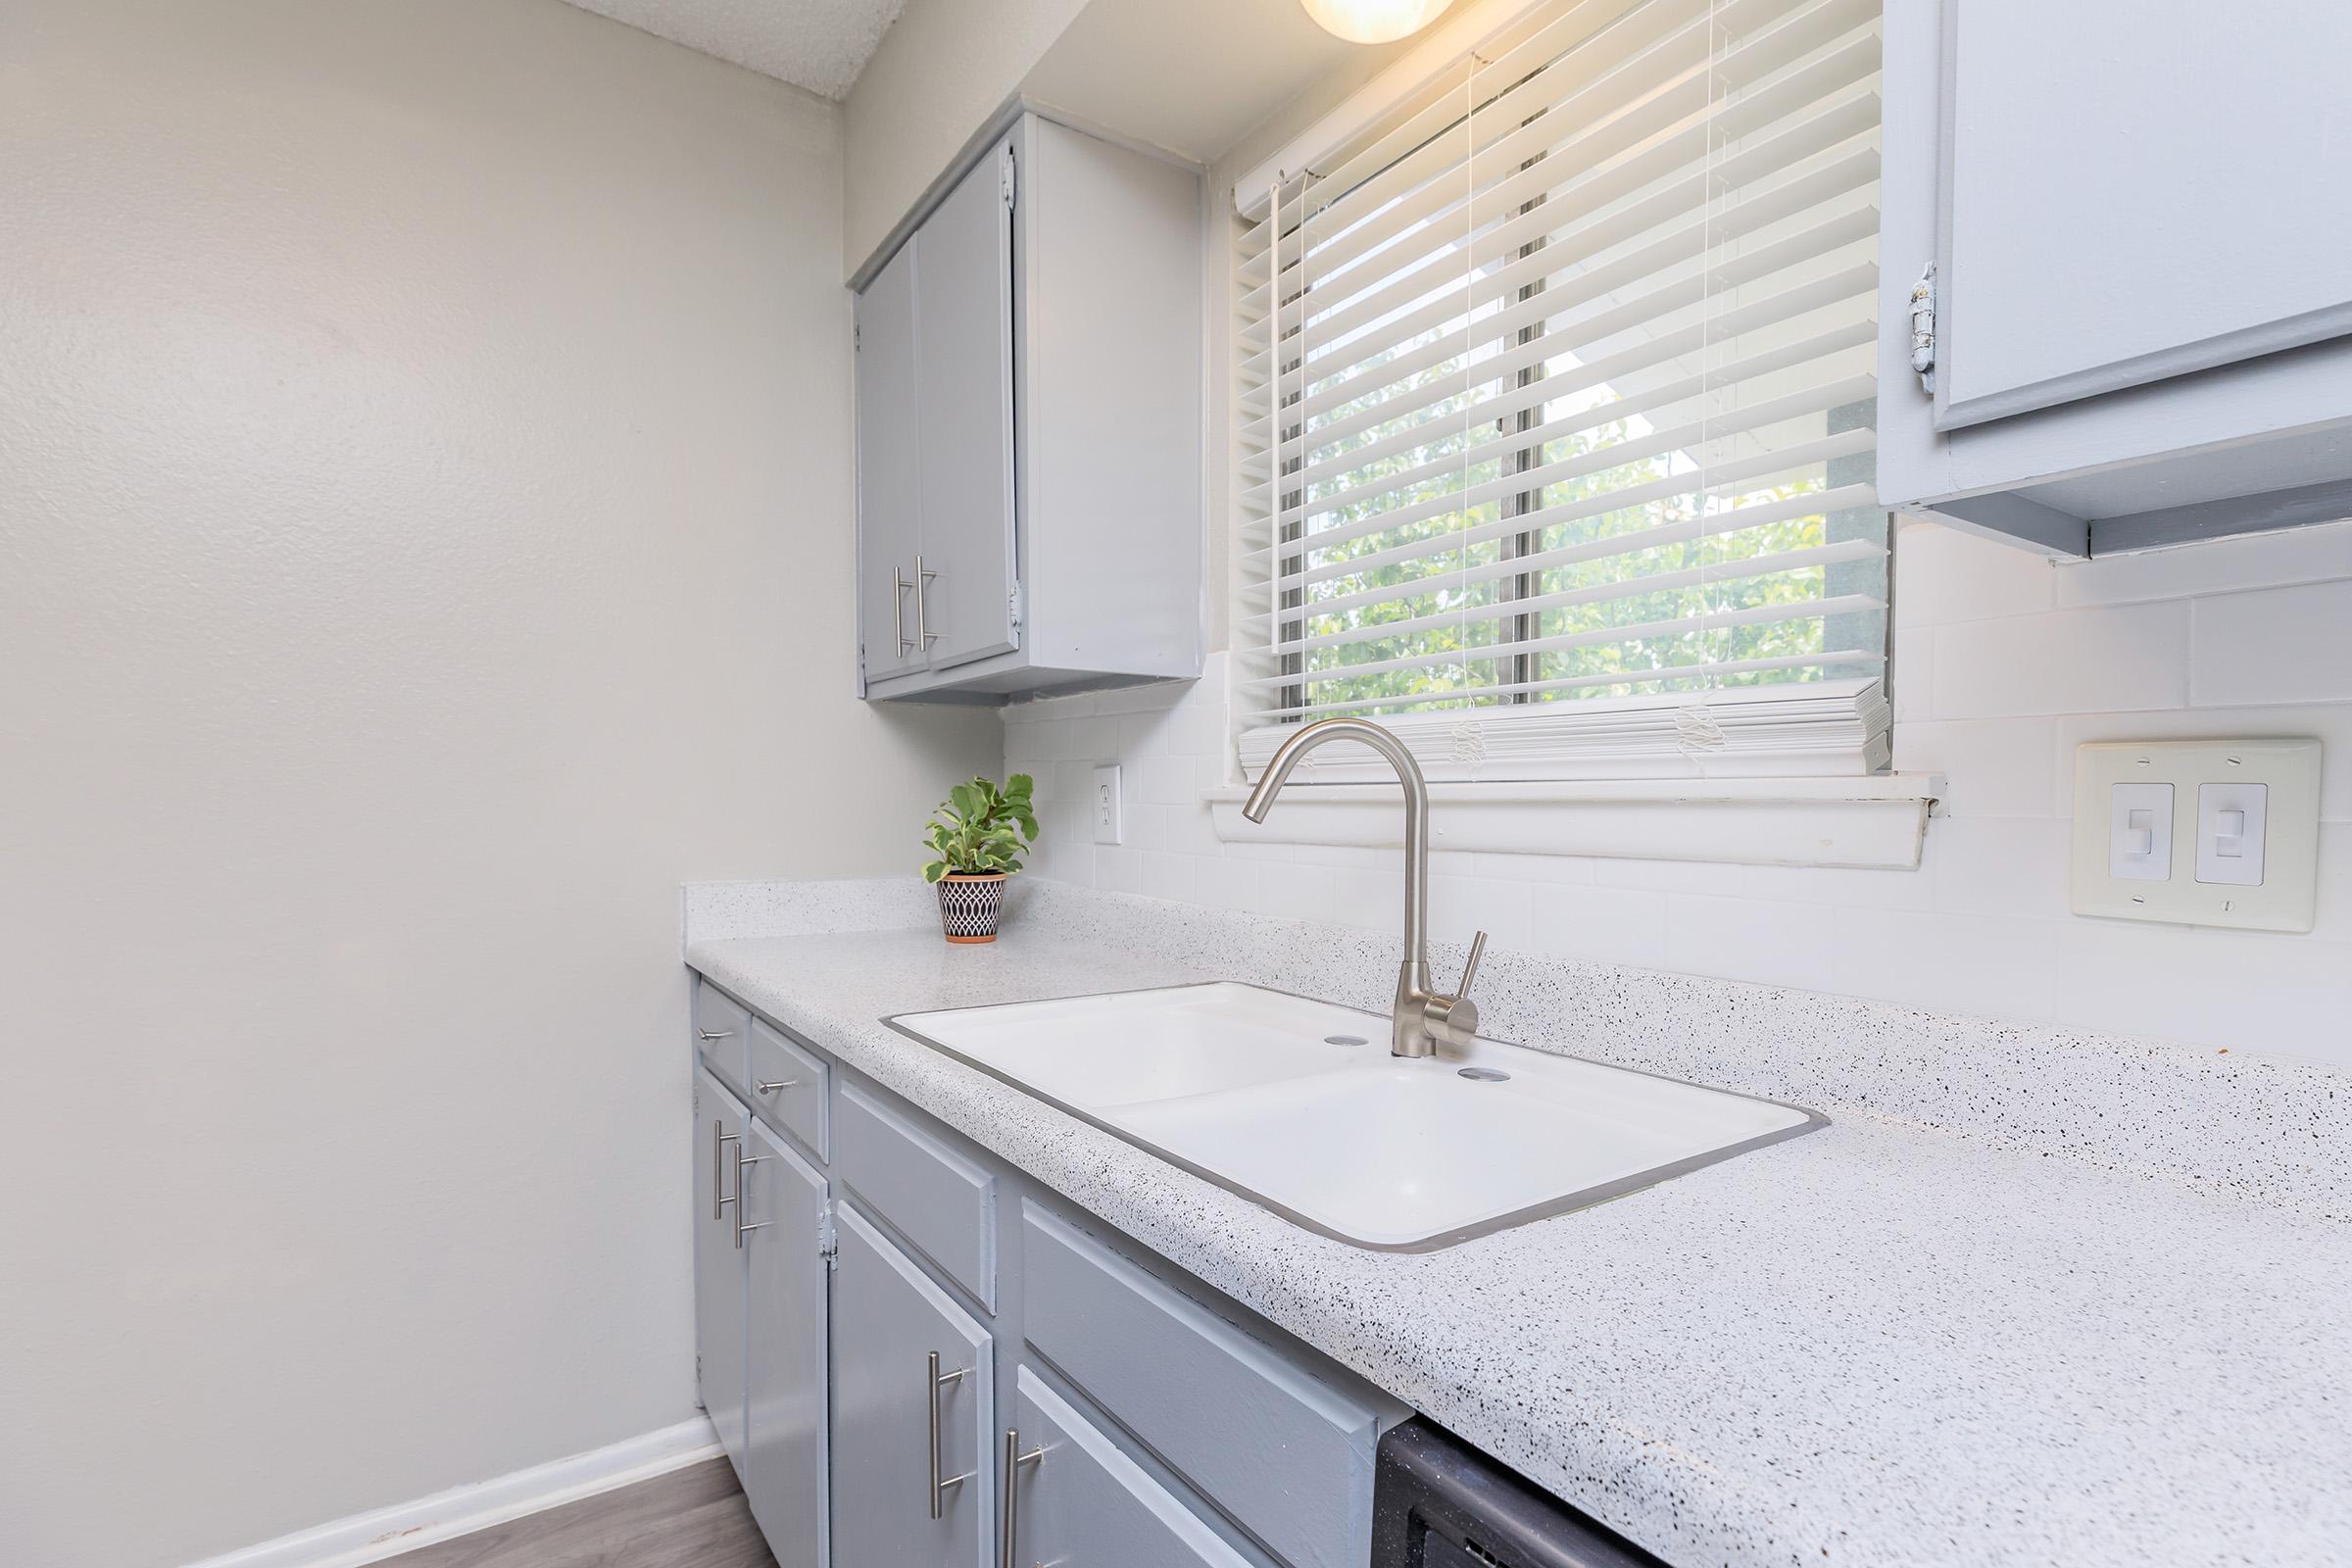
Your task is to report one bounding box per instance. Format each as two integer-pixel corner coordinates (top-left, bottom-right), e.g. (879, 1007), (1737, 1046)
(839, 0), (1091, 275)
(1004, 519), (2352, 1068)
(0, 4), (999, 1565)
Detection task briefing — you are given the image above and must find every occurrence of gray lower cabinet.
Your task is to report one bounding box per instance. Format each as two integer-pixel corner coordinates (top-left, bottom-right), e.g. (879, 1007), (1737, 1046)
(830, 1200), (994, 1568)
(690, 978), (1411, 1568)
(742, 1120), (829, 1567)
(693, 1068), (749, 1474)
(1008, 1369), (1251, 1568)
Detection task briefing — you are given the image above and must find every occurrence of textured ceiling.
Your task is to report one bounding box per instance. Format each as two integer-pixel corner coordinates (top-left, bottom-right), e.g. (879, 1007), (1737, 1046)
(557, 0), (907, 98)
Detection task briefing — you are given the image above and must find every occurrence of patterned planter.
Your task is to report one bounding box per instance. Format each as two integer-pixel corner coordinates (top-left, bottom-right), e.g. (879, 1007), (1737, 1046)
(935, 872), (1009, 944)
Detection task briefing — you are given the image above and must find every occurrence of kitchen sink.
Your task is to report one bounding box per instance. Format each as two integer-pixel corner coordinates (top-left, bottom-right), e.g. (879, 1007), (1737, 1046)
(886, 982), (1824, 1250)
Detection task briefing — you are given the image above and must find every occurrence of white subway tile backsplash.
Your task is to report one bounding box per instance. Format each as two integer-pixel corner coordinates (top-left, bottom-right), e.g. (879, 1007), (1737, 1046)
(1933, 601), (2190, 718)
(1738, 858), (1938, 911)
(1661, 895), (1842, 992)
(1258, 862), (1337, 922)
(1891, 625), (1935, 721)
(1093, 846), (1142, 894)
(2190, 578), (2352, 707)
(2053, 518), (2352, 610)
(1927, 817), (2073, 919)
(1828, 906), (2060, 1020)
(1891, 718), (2059, 817)
(1429, 872), (1534, 950)
(1139, 851), (1197, 905)
(1194, 856), (1258, 911)
(2052, 922), (2352, 1070)
(1895, 520), (2059, 625)
(1525, 883), (1670, 968)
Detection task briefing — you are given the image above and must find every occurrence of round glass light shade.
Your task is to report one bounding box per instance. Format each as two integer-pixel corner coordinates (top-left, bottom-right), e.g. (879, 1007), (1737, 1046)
(1298, 0), (1457, 45)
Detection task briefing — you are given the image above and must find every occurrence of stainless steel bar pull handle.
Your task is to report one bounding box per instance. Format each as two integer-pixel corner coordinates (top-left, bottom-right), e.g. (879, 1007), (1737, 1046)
(926, 1350), (972, 1519)
(696, 1027), (733, 1042)
(711, 1120), (739, 1220)
(732, 1144), (773, 1251)
(1000, 1427), (1047, 1568)
(754, 1078), (799, 1096)
(893, 568), (916, 657)
(914, 555), (940, 649)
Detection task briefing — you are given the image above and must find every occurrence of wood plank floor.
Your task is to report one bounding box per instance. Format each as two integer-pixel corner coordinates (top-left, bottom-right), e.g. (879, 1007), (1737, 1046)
(382, 1457), (777, 1568)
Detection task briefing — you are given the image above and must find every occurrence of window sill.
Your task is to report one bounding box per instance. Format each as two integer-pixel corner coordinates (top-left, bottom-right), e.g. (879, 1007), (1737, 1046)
(1204, 774), (1944, 870)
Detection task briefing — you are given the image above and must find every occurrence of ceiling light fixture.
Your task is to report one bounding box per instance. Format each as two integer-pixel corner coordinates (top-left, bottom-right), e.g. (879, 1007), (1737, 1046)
(1298, 0), (1457, 45)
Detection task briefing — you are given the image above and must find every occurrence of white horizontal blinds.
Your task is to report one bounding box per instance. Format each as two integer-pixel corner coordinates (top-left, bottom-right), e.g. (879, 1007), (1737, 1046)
(1231, 0), (1889, 782)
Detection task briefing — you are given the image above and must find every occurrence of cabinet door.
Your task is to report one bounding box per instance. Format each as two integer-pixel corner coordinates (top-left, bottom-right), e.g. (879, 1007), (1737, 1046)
(1006, 1370), (1251, 1568)
(831, 1201), (994, 1568)
(857, 242), (926, 685)
(1934, 0), (2352, 429)
(693, 1069), (749, 1475)
(912, 140), (1019, 671)
(742, 1122), (830, 1567)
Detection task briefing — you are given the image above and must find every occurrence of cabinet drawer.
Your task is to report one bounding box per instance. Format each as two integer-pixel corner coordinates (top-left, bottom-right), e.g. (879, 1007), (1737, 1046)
(693, 980), (750, 1098)
(1022, 1204), (1389, 1568)
(1008, 1367), (1250, 1568)
(747, 1015), (828, 1158)
(833, 1080), (996, 1309)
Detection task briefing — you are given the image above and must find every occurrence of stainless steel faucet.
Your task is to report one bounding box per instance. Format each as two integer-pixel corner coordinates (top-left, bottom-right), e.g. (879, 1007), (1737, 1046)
(1242, 717), (1486, 1058)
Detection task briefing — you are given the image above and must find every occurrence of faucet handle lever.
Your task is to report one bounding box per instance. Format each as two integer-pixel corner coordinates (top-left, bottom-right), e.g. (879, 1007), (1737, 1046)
(1454, 931), (1487, 999)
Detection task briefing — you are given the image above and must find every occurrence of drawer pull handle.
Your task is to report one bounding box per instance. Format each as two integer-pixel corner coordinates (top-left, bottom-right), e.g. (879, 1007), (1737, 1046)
(696, 1027), (734, 1042)
(1000, 1427), (1047, 1568)
(732, 1143), (774, 1250)
(755, 1078), (800, 1096)
(914, 556), (940, 650)
(894, 568), (916, 658)
(927, 1350), (972, 1518)
(711, 1120), (739, 1220)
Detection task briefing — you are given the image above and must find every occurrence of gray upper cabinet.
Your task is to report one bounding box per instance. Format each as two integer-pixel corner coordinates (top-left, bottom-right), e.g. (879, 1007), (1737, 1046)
(856, 245), (926, 685)
(1879, 0), (2352, 556)
(911, 144), (1020, 672)
(853, 111), (1203, 701)
(741, 1120), (829, 1568)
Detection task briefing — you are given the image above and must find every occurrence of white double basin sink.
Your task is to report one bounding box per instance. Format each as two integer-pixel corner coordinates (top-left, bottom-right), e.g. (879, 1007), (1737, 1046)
(889, 982), (1822, 1250)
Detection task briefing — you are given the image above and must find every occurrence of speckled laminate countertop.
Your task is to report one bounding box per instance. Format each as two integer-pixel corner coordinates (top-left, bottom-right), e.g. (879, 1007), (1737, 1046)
(684, 914), (2352, 1568)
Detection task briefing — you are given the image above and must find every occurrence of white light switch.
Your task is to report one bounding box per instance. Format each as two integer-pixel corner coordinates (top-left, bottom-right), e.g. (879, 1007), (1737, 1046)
(2071, 739), (2321, 932)
(2107, 783), (2173, 880)
(2195, 782), (2267, 887)
(1091, 764), (1123, 845)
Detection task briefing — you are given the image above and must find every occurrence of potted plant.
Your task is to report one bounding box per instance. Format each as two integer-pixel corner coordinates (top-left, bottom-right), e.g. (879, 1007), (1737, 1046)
(920, 774), (1039, 944)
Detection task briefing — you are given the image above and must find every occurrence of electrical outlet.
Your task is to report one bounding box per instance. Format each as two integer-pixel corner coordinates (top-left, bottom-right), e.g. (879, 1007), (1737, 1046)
(2069, 739), (2321, 932)
(1091, 764), (1123, 845)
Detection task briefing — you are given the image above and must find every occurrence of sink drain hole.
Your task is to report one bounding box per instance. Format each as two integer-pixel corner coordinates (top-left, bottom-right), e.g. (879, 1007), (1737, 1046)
(1457, 1066), (1510, 1082)
(1323, 1033), (1368, 1047)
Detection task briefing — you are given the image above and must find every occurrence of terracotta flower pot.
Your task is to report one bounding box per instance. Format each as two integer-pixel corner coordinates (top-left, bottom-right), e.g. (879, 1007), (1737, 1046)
(935, 871), (1009, 944)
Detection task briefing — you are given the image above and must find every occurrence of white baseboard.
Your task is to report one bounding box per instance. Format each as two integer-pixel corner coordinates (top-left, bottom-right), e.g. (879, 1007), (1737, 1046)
(182, 1416), (723, 1568)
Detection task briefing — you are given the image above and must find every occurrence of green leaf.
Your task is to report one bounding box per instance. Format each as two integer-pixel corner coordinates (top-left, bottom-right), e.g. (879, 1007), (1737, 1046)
(920, 772), (1045, 877)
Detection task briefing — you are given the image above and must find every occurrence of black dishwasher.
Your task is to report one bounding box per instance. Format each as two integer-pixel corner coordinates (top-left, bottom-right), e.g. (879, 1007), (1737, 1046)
(1371, 1419), (1670, 1568)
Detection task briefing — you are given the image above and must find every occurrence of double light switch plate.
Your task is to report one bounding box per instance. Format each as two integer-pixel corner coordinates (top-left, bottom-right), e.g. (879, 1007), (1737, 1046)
(2070, 739), (2322, 932)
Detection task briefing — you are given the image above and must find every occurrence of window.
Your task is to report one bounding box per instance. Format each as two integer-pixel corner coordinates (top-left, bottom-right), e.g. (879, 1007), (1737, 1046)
(1233, 0), (1887, 785)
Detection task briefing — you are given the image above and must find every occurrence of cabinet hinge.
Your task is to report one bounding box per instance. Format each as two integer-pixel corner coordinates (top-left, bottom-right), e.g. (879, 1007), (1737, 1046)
(817, 1202), (838, 1266)
(1908, 260), (1937, 394)
(854, 322), (861, 352)
(1000, 145), (1016, 211)
(1006, 580), (1024, 631)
